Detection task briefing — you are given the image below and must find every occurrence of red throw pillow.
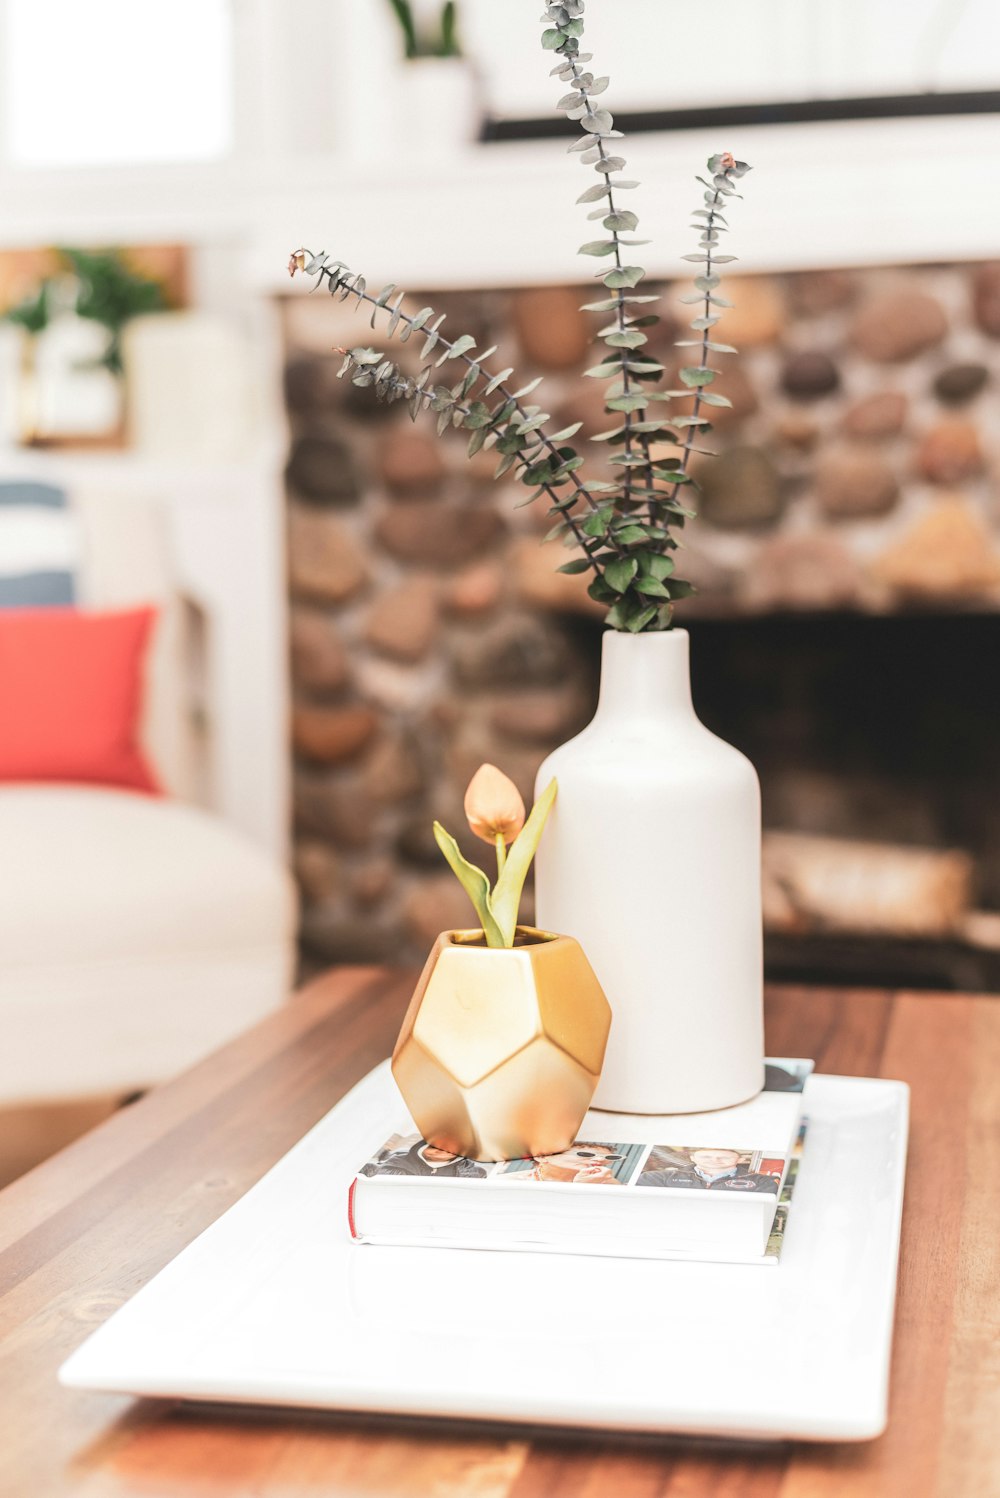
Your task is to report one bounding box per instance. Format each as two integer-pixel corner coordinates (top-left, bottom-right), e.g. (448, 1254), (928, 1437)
(0, 606), (160, 794)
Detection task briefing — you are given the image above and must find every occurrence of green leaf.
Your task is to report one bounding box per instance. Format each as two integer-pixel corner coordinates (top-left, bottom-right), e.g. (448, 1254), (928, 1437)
(463, 400), (492, 428)
(604, 211), (639, 232)
(634, 576), (671, 598)
(698, 390), (733, 407)
(581, 109), (613, 134)
(448, 334), (476, 359)
(515, 413), (550, 434)
(605, 394), (648, 412)
(579, 240), (617, 257)
(491, 779), (559, 946)
(680, 367), (717, 387)
(557, 557), (592, 574)
(581, 506), (614, 537)
(605, 557), (638, 593)
(604, 266), (645, 289)
(482, 367), (514, 396)
(541, 27), (563, 48)
(602, 329), (647, 348)
(548, 421), (583, 441)
(577, 183), (611, 204)
(625, 605), (659, 633)
(432, 822), (505, 947)
(647, 554), (676, 580)
(612, 525), (649, 545)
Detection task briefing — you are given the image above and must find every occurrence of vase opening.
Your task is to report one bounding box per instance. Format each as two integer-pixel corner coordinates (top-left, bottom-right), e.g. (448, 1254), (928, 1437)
(447, 925), (559, 950)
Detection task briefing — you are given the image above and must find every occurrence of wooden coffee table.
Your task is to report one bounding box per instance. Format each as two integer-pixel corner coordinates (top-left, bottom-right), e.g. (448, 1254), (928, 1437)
(0, 970), (996, 1498)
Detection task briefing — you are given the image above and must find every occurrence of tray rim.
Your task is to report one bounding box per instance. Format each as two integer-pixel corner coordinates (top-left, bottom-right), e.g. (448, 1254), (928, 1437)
(59, 1065), (910, 1443)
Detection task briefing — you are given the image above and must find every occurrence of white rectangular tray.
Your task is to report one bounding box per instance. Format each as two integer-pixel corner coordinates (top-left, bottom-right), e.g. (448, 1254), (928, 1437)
(60, 1064), (908, 1442)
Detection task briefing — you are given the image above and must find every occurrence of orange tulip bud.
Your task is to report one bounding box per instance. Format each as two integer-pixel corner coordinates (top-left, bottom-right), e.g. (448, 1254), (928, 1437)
(464, 763), (526, 846)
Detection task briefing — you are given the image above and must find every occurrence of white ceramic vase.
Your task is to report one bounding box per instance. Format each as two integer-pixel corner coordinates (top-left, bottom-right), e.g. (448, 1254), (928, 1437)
(533, 629), (764, 1115)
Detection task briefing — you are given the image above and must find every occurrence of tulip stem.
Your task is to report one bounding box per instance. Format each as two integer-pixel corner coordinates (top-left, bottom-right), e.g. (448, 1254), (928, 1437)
(495, 832), (507, 879)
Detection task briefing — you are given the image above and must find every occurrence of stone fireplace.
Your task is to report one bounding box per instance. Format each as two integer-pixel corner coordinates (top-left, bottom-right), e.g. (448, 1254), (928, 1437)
(281, 261), (1000, 985)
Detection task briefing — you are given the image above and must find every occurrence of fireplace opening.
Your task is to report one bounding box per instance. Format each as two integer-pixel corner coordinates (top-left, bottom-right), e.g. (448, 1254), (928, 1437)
(684, 612), (1000, 990)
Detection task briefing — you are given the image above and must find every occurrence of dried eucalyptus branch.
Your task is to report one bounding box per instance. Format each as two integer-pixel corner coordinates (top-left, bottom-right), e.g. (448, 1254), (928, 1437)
(330, 339), (605, 568)
(666, 152), (751, 505)
(543, 2), (750, 629)
(289, 252), (623, 572)
(288, 0), (751, 633)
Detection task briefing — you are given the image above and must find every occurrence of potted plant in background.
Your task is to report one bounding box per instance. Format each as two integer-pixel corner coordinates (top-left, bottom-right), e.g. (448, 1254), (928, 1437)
(386, 0), (480, 154)
(1, 247), (167, 447)
(392, 766), (612, 1162)
(290, 0), (763, 1117)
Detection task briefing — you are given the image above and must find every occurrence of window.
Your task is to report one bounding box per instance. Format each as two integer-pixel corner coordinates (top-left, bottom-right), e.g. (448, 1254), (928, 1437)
(3, 0), (234, 169)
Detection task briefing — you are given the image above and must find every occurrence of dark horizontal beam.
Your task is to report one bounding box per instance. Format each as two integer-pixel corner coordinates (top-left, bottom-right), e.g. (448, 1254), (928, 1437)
(481, 90), (1000, 143)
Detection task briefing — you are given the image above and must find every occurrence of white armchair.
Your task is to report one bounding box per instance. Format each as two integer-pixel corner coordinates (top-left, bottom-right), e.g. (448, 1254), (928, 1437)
(0, 462), (297, 1107)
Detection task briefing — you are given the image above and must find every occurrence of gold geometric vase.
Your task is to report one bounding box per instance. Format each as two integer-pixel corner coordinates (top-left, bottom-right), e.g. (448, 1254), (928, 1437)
(391, 926), (613, 1163)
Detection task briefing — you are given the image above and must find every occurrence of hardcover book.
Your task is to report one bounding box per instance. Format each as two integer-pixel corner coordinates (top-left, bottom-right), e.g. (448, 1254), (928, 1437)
(349, 1058), (813, 1264)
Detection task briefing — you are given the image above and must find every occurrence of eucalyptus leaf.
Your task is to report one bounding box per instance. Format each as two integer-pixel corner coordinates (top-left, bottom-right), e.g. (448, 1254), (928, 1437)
(604, 266), (645, 289)
(605, 556), (638, 593)
(604, 211), (639, 232)
(581, 109), (613, 133)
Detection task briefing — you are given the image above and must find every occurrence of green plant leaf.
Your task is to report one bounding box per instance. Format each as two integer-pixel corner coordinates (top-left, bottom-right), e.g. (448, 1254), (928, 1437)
(604, 267), (645, 289)
(679, 367), (717, 387)
(582, 109), (613, 133)
(626, 604), (659, 633)
(490, 779), (558, 946)
(432, 822), (505, 947)
(604, 211), (639, 232)
(633, 575), (671, 598)
(605, 556), (638, 593)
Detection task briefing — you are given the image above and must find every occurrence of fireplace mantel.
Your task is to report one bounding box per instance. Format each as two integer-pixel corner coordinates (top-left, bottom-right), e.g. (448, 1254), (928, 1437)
(254, 112), (1000, 291)
(0, 114), (997, 293)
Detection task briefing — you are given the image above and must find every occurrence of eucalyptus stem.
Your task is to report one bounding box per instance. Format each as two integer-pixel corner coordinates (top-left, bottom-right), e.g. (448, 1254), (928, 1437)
(311, 261), (609, 528)
(667, 178), (727, 506)
(289, 0), (751, 635)
(333, 346), (606, 574)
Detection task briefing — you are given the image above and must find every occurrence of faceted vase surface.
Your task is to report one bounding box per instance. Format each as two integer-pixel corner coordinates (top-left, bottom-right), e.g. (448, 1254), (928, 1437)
(391, 926), (612, 1162)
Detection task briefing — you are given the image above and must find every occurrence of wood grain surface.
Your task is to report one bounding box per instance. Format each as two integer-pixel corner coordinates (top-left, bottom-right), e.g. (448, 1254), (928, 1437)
(0, 970), (996, 1498)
